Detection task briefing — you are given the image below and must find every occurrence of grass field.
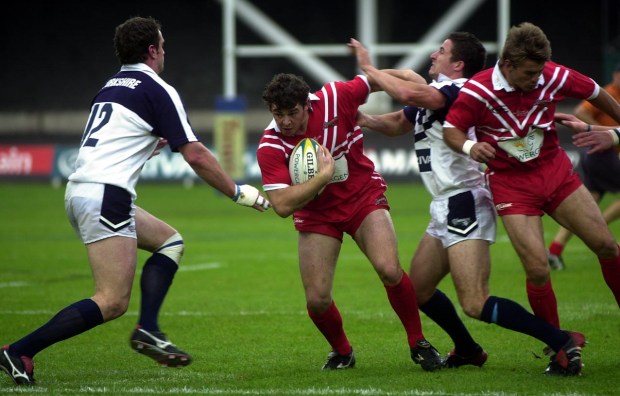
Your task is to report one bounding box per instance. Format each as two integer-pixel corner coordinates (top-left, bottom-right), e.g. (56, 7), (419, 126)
(1, 182), (619, 395)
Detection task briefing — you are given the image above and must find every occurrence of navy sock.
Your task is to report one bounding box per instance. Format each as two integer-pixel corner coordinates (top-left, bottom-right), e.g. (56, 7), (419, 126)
(480, 296), (567, 351)
(10, 298), (103, 358)
(138, 253), (178, 331)
(419, 289), (479, 355)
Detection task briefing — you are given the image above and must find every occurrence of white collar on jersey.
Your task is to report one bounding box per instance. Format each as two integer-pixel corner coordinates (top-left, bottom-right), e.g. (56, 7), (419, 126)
(434, 73), (468, 84)
(491, 61), (545, 92)
(120, 63), (156, 75)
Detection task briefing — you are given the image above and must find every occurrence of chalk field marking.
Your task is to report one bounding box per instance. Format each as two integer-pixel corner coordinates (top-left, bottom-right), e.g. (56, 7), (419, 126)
(0, 386), (491, 395)
(0, 281), (29, 288)
(178, 262), (223, 272)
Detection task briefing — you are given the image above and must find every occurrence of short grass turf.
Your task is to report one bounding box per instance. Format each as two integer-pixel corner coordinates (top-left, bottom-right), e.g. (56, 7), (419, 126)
(0, 182), (618, 395)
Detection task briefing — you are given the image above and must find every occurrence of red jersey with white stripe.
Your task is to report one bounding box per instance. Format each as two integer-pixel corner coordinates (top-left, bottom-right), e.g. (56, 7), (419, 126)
(257, 75), (387, 223)
(445, 61), (599, 173)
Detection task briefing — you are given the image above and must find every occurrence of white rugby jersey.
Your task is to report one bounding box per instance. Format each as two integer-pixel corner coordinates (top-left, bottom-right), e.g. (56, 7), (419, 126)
(68, 63), (198, 198)
(403, 75), (485, 198)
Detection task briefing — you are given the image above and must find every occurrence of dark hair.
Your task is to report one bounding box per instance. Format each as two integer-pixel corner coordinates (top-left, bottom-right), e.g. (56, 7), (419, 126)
(114, 16), (161, 65)
(262, 73), (310, 110)
(500, 22), (551, 67)
(447, 32), (487, 78)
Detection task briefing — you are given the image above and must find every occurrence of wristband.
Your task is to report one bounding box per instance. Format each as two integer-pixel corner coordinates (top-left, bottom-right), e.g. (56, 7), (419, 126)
(232, 184), (241, 201)
(585, 124), (592, 132)
(462, 140), (476, 156)
(610, 128), (620, 145)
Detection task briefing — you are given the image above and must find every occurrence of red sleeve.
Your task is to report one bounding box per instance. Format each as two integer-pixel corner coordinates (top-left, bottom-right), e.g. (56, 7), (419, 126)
(256, 133), (291, 190)
(557, 62), (598, 100)
(445, 81), (479, 134)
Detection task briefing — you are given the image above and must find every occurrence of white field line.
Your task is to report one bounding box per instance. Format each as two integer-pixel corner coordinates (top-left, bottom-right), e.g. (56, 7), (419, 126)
(0, 385), (540, 396)
(177, 262), (223, 272)
(0, 281), (30, 288)
(0, 263), (223, 290)
(0, 303), (614, 321)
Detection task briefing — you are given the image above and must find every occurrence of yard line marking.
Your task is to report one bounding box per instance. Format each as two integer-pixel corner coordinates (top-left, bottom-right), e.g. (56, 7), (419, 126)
(0, 386), (505, 395)
(178, 262), (223, 272)
(1, 302), (615, 319)
(0, 281), (30, 288)
(0, 309), (56, 315)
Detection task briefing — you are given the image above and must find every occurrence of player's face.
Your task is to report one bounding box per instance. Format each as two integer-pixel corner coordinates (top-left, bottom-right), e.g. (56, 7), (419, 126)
(155, 32), (165, 73)
(429, 39), (456, 79)
(270, 102), (309, 136)
(504, 59), (545, 92)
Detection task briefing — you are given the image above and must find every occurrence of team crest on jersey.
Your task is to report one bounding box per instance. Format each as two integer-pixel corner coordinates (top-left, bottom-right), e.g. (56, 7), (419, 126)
(323, 117), (339, 129)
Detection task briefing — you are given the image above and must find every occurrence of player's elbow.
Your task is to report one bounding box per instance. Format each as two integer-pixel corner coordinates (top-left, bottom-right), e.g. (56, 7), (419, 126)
(180, 142), (215, 169)
(268, 196), (295, 219)
(270, 202), (294, 218)
(265, 189), (297, 218)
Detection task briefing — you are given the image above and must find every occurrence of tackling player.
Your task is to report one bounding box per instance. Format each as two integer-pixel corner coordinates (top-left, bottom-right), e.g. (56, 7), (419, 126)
(350, 33), (586, 376)
(0, 16), (269, 386)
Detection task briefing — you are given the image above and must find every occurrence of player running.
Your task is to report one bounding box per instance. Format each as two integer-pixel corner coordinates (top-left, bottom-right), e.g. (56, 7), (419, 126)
(0, 16), (269, 386)
(256, 72), (443, 371)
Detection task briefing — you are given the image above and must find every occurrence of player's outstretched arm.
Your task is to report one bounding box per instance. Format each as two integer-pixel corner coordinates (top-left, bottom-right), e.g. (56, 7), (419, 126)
(357, 110), (412, 137)
(573, 129), (620, 154)
(556, 112), (620, 154)
(179, 142), (270, 211)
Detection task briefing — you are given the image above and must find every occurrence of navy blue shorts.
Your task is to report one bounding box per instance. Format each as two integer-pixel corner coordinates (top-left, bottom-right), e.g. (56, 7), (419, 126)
(581, 150), (620, 197)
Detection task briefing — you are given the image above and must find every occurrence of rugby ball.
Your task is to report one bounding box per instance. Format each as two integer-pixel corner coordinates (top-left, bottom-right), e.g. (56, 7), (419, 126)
(289, 138), (321, 185)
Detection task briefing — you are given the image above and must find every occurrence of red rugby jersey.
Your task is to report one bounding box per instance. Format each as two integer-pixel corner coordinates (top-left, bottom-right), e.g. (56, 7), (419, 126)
(446, 61), (598, 173)
(257, 75), (387, 223)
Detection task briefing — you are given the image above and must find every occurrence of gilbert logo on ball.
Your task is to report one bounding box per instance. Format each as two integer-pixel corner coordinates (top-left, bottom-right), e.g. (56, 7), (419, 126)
(289, 138), (321, 185)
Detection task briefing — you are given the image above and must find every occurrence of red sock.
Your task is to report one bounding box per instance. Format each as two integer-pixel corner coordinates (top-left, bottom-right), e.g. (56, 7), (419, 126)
(548, 241), (564, 256)
(307, 301), (351, 355)
(526, 280), (560, 328)
(599, 248), (620, 307)
(385, 272), (424, 347)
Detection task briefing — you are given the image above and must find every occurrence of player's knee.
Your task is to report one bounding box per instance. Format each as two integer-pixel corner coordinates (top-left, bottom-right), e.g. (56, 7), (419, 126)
(306, 294), (331, 313)
(96, 296), (130, 321)
(156, 232), (184, 265)
(461, 300), (484, 319)
(414, 285), (436, 305)
(525, 262), (550, 285)
(376, 263), (402, 286)
(593, 238), (619, 259)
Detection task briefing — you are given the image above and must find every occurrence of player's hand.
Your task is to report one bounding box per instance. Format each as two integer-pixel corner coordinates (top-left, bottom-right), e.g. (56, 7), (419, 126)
(469, 142), (495, 163)
(555, 113), (588, 132)
(233, 184), (271, 212)
(148, 138), (169, 159)
(317, 145), (336, 182)
(573, 131), (615, 154)
(348, 38), (372, 71)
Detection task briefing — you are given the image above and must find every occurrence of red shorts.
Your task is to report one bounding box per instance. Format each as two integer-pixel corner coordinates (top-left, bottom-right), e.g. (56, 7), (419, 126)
(489, 152), (582, 216)
(293, 186), (390, 241)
